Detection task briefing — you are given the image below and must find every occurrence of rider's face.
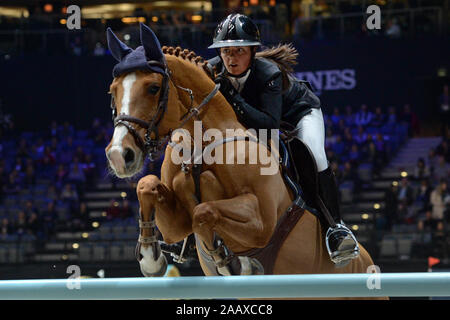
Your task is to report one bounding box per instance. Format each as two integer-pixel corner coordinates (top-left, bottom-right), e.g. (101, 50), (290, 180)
(220, 46), (253, 76)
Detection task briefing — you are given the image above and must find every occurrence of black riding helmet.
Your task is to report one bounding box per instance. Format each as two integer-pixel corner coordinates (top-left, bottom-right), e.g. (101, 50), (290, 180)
(208, 14), (261, 77)
(208, 13), (261, 49)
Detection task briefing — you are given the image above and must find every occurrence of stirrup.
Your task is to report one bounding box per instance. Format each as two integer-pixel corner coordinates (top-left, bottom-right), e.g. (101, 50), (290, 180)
(325, 223), (360, 267)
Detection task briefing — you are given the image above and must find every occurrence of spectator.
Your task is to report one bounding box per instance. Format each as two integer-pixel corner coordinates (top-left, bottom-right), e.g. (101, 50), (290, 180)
(106, 199), (121, 220)
(5, 169), (22, 194)
(371, 106), (385, 128)
(414, 158), (430, 180)
(0, 217), (13, 238)
(75, 147), (86, 162)
(399, 104), (420, 137)
(343, 105), (354, 127)
(397, 177), (414, 206)
(27, 212), (42, 239)
(325, 128), (337, 148)
(374, 133), (385, 153)
(430, 179), (450, 222)
(415, 178), (432, 212)
(16, 138), (30, 159)
(67, 162), (86, 195)
(366, 142), (383, 178)
(60, 183), (79, 210)
(70, 36), (83, 56)
(24, 162), (36, 187)
(335, 118), (347, 136)
(81, 153), (97, 186)
(120, 199), (134, 219)
(398, 198), (416, 225)
(417, 210), (442, 232)
(54, 164), (68, 190)
(386, 106), (397, 125)
(60, 137), (75, 165)
(89, 118), (103, 141)
(49, 137), (60, 155)
(330, 107), (342, 127)
(46, 185), (60, 202)
(436, 140), (450, 163)
(354, 104), (373, 126)
(343, 127), (354, 146)
(332, 135), (346, 156)
(41, 201), (57, 240)
(348, 144), (360, 165)
(71, 202), (89, 230)
(341, 161), (359, 184)
(40, 146), (56, 177)
(433, 155), (450, 183)
(24, 200), (39, 217)
(48, 121), (59, 139)
(93, 42), (106, 56)
(326, 149), (340, 165)
(13, 156), (25, 174)
(385, 18), (401, 38)
(33, 138), (45, 161)
(15, 210), (28, 237)
(427, 148), (438, 172)
(354, 126), (367, 146)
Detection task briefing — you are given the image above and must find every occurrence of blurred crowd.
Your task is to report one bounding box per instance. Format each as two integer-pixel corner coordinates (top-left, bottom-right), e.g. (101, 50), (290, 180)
(323, 103), (419, 187)
(0, 118), (160, 243)
(383, 135), (450, 233)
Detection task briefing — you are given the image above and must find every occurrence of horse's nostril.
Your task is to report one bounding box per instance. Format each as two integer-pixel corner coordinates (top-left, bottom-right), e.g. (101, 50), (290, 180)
(123, 148), (135, 166)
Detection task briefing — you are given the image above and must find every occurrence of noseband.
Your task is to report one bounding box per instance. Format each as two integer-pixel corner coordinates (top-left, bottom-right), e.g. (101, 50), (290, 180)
(110, 59), (220, 160)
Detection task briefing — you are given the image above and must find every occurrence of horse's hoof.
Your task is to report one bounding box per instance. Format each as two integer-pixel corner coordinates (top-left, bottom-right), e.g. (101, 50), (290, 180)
(139, 253), (168, 277)
(238, 256), (264, 275)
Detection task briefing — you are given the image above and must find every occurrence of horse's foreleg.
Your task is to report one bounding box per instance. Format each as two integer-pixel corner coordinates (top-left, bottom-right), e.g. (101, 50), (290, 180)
(136, 174), (190, 277)
(192, 193), (273, 275)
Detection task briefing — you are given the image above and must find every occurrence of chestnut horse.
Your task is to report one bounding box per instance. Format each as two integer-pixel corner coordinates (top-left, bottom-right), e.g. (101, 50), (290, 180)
(105, 24), (382, 298)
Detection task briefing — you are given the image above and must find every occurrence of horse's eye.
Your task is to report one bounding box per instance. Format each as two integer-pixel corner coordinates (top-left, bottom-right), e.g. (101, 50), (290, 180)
(148, 85), (160, 95)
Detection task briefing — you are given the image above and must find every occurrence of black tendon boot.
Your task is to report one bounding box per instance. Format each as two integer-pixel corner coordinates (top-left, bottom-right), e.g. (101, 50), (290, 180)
(318, 167), (360, 267)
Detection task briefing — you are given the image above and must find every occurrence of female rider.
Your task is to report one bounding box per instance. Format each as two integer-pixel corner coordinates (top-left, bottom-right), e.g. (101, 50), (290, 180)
(207, 13), (360, 266)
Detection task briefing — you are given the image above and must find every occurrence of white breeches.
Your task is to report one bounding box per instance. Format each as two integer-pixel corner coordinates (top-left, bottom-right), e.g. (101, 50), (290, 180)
(294, 108), (329, 172)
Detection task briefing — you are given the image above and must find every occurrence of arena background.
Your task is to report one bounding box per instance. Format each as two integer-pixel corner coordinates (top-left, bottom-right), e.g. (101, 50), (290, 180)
(0, 0), (449, 293)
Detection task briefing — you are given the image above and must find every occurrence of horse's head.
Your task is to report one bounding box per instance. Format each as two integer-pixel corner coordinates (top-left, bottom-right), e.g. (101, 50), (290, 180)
(105, 23), (174, 178)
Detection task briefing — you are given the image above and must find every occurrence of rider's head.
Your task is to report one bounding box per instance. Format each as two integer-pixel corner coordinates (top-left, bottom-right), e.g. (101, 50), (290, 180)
(208, 14), (261, 77)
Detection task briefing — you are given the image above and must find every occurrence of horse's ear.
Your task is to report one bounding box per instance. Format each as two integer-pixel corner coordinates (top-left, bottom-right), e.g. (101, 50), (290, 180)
(140, 23), (164, 63)
(107, 27), (132, 62)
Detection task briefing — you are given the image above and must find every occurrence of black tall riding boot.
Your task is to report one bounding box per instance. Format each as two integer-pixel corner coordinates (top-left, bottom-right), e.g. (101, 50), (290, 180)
(318, 167), (360, 267)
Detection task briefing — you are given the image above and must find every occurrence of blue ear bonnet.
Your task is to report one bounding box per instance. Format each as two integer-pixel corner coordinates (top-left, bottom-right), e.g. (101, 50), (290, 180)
(107, 23), (166, 78)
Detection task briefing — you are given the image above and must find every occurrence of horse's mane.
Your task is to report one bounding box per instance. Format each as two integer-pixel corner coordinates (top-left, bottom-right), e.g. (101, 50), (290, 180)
(162, 44), (299, 90)
(256, 43), (299, 90)
(162, 46), (214, 79)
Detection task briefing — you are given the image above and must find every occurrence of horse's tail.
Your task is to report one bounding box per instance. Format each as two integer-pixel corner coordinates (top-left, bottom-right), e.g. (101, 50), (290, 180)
(256, 43), (299, 90)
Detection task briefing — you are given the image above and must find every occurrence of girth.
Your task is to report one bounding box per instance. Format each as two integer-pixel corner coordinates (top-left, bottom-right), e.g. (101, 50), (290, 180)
(236, 204), (305, 274)
(188, 134), (308, 275)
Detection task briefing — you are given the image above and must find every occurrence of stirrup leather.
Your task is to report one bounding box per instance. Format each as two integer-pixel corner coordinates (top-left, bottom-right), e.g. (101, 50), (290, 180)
(325, 223), (360, 266)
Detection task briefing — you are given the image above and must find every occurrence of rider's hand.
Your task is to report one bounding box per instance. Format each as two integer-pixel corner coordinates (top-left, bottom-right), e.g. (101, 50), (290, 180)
(214, 75), (237, 100)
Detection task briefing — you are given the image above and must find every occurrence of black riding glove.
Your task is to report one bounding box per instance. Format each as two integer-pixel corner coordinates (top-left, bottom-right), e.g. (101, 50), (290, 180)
(214, 75), (238, 101)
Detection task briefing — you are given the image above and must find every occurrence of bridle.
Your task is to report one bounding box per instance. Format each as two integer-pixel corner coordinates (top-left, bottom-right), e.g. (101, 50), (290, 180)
(110, 59), (220, 160)
(111, 60), (171, 159)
